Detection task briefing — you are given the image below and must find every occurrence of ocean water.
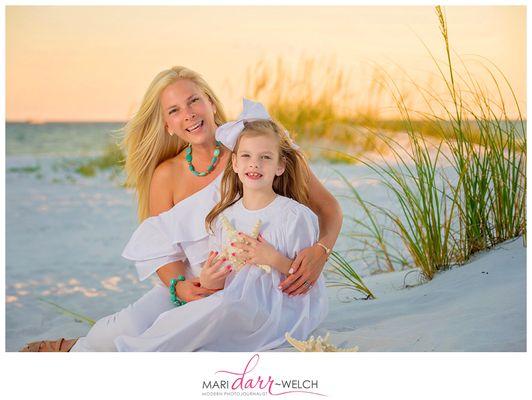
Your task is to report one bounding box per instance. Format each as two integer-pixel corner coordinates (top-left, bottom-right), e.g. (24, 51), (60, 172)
(5, 122), (391, 351)
(6, 122), (123, 156)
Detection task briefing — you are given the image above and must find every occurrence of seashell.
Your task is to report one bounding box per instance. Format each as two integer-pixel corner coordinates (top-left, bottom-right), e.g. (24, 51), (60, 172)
(219, 215), (271, 273)
(285, 332), (359, 352)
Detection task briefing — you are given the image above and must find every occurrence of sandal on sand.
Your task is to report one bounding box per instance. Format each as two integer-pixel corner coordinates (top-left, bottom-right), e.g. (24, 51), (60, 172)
(20, 338), (78, 352)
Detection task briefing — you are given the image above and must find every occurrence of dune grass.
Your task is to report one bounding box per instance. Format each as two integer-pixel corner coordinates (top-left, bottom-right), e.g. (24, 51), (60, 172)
(348, 117), (460, 280)
(432, 6), (526, 258)
(335, 170), (409, 274)
(245, 57), (351, 143)
(242, 54), (515, 165)
(338, 6), (526, 281)
(37, 297), (95, 327)
(74, 142), (124, 177)
(327, 251), (375, 300)
(244, 56), (391, 161)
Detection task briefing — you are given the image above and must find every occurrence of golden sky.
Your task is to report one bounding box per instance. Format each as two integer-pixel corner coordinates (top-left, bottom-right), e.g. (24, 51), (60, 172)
(6, 6), (526, 121)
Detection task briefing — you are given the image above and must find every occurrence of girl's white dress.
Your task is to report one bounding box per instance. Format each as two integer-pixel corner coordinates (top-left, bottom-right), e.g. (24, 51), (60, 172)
(71, 173), (327, 352)
(113, 195), (328, 352)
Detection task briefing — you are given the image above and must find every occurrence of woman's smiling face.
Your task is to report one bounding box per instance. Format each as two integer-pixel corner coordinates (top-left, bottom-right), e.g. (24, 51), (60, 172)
(161, 79), (217, 145)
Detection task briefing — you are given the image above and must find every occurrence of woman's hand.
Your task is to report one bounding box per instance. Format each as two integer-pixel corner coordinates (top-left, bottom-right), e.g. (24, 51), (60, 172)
(278, 244), (328, 296)
(199, 251), (232, 290)
(175, 277), (220, 302)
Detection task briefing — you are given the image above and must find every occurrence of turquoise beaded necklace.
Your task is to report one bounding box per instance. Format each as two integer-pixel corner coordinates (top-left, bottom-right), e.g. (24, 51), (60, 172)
(185, 141), (222, 177)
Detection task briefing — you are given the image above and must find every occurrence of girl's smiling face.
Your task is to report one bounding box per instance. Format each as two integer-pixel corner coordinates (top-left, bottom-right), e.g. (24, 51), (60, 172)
(232, 132), (286, 192)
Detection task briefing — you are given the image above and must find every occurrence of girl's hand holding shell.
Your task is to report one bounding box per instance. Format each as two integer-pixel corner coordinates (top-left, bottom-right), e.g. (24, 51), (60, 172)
(200, 251), (232, 290)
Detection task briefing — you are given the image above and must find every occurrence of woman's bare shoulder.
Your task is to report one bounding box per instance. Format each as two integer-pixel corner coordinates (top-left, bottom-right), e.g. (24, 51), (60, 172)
(149, 157), (182, 215)
(152, 156), (183, 184)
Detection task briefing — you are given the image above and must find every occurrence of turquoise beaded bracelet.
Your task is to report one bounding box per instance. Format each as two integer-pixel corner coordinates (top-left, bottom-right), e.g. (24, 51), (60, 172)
(170, 275), (187, 307)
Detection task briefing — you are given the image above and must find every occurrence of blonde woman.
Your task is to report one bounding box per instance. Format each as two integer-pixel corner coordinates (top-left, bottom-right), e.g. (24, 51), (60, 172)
(21, 67), (341, 352)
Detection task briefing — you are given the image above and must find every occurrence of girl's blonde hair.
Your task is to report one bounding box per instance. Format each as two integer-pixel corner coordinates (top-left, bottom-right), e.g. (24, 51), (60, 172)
(122, 66), (227, 221)
(205, 120), (310, 232)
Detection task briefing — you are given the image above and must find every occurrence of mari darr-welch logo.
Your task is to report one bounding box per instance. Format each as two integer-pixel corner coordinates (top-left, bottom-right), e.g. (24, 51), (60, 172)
(201, 353), (326, 397)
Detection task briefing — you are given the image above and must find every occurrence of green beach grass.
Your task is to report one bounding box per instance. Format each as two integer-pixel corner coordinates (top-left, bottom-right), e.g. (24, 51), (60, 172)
(327, 6), (525, 286)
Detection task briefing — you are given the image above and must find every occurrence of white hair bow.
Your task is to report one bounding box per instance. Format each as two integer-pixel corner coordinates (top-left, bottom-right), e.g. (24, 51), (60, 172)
(215, 98), (299, 151)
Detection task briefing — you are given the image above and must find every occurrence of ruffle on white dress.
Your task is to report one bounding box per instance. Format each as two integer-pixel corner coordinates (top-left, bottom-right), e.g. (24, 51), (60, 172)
(121, 174), (222, 281)
(114, 196), (328, 352)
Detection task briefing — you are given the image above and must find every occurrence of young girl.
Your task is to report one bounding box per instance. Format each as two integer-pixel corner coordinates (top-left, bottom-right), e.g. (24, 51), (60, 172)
(113, 104), (328, 351)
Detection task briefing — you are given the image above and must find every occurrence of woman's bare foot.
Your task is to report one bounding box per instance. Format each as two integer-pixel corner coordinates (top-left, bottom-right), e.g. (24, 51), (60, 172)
(20, 338), (78, 352)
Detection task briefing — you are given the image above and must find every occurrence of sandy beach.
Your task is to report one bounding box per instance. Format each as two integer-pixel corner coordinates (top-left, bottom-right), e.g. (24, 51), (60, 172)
(315, 238), (526, 352)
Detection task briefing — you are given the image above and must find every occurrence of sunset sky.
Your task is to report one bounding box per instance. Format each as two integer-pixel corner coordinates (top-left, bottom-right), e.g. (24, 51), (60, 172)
(6, 6), (526, 122)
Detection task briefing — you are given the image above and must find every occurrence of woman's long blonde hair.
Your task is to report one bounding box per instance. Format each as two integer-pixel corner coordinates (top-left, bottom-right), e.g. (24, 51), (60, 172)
(205, 120), (310, 232)
(122, 66), (227, 221)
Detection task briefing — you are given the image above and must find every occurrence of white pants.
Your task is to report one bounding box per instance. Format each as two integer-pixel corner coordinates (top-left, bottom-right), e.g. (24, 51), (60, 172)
(71, 285), (173, 352)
